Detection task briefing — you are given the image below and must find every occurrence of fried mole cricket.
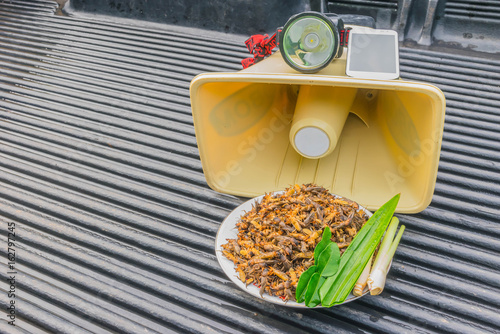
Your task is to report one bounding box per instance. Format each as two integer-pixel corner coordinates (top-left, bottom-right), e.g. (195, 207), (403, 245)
(221, 184), (369, 302)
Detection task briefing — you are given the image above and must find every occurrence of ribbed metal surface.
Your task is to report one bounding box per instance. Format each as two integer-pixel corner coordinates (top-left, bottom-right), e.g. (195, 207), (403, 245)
(329, 0), (398, 9)
(0, 1), (499, 333)
(445, 0), (500, 21)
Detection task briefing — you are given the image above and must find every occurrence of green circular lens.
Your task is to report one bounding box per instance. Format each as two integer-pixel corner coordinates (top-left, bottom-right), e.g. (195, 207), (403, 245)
(281, 15), (337, 72)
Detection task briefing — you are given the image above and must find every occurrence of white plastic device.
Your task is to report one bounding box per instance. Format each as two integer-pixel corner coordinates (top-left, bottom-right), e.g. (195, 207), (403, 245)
(346, 27), (399, 80)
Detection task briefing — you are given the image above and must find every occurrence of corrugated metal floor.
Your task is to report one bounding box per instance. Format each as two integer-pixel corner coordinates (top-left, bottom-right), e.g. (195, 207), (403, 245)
(0, 1), (499, 333)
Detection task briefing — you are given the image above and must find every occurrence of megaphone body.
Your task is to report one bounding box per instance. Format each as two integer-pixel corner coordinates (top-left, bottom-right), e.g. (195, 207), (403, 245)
(190, 46), (445, 213)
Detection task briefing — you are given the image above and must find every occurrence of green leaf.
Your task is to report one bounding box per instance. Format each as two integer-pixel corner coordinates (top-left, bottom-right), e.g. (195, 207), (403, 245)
(295, 265), (317, 303)
(317, 242), (341, 277)
(304, 273), (325, 308)
(320, 193), (400, 307)
(314, 226), (332, 264)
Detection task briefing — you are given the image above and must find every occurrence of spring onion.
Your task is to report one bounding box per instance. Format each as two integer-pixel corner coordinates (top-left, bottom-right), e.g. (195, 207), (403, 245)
(367, 219), (406, 295)
(319, 193), (400, 307)
(371, 217), (399, 273)
(352, 255), (372, 297)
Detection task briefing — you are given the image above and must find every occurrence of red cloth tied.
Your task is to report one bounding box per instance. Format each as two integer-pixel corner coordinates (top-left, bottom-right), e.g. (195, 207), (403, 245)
(340, 28), (351, 47)
(241, 32), (278, 69)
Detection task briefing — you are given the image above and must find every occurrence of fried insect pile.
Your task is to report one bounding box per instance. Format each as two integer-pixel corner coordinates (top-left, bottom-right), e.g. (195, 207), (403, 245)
(221, 184), (369, 301)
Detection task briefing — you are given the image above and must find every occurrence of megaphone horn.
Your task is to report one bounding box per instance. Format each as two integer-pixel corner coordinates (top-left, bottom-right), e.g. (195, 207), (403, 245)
(190, 18), (445, 214)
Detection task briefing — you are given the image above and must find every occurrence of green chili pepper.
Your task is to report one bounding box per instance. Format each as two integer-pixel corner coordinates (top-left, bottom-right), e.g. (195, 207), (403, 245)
(313, 226), (332, 264)
(316, 242), (341, 277)
(295, 265), (317, 303)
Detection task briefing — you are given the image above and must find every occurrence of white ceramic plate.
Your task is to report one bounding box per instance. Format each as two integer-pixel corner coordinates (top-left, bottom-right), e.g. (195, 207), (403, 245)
(215, 191), (374, 308)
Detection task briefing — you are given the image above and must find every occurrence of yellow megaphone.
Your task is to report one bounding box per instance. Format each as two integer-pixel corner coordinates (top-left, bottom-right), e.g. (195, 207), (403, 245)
(190, 50), (445, 213)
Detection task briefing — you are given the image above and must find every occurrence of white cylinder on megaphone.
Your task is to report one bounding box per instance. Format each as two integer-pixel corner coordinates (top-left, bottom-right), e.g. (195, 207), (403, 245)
(289, 85), (357, 159)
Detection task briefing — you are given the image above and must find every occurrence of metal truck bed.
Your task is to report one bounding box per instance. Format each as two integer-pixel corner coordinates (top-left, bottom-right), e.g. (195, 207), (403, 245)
(0, 1), (499, 333)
